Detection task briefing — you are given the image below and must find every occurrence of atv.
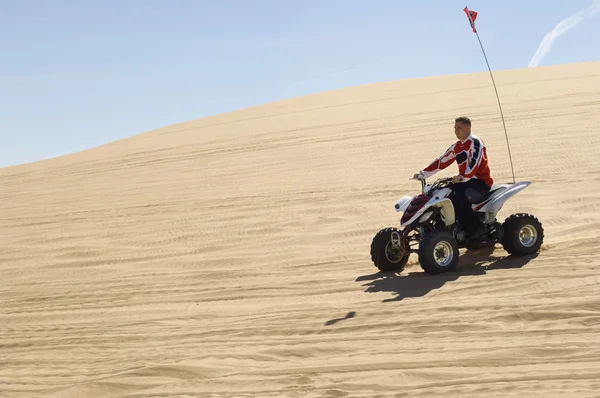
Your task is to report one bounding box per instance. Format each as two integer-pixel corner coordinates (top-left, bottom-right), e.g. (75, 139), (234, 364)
(370, 175), (544, 275)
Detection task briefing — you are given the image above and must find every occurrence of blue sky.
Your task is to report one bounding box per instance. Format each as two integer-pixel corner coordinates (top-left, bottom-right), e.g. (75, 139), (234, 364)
(1, 0), (599, 168)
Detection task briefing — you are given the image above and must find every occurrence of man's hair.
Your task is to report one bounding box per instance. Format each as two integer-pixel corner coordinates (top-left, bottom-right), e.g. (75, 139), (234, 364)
(455, 116), (471, 127)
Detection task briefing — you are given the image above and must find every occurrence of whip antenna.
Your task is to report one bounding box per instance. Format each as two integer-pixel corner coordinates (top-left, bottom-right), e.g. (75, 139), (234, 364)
(463, 6), (516, 184)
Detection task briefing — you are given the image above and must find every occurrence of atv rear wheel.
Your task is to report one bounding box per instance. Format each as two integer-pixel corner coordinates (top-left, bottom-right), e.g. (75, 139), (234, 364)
(370, 227), (410, 272)
(501, 213), (544, 256)
(418, 230), (459, 274)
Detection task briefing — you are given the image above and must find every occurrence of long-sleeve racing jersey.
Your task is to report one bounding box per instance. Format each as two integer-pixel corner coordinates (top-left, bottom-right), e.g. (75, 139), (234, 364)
(419, 134), (494, 187)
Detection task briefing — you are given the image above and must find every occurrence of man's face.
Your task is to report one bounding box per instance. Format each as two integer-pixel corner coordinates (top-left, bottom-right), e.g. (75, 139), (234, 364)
(454, 121), (470, 141)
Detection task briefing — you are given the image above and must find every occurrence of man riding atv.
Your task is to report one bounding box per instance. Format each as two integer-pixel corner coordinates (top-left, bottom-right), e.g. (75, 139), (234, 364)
(413, 116), (493, 241)
(369, 116), (543, 274)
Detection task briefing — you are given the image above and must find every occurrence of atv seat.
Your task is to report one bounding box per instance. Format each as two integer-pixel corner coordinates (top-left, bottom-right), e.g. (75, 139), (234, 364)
(468, 184), (508, 204)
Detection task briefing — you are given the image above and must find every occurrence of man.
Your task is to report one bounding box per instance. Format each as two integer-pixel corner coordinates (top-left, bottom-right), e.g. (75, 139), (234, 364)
(413, 116), (493, 240)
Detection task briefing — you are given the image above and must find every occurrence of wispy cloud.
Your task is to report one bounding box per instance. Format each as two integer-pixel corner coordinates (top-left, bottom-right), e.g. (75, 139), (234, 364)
(529, 0), (600, 68)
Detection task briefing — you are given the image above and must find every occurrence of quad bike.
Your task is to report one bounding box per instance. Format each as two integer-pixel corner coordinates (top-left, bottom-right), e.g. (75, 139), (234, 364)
(370, 175), (544, 275)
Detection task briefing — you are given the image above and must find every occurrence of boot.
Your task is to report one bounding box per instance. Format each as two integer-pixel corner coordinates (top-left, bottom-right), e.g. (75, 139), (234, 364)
(468, 223), (485, 241)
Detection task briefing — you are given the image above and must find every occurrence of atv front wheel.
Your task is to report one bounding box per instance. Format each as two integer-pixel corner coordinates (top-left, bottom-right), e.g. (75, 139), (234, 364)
(370, 227), (410, 272)
(501, 213), (544, 256)
(418, 230), (459, 274)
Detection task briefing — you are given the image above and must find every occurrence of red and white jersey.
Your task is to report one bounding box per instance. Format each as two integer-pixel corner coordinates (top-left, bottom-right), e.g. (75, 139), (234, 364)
(420, 134), (494, 187)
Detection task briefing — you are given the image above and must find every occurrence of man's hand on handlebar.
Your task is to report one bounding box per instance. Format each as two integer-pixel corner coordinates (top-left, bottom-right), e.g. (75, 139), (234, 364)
(451, 175), (464, 184)
(412, 172), (425, 181)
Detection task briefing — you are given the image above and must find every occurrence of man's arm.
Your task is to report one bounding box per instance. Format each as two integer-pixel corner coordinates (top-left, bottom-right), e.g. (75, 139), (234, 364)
(418, 144), (457, 178)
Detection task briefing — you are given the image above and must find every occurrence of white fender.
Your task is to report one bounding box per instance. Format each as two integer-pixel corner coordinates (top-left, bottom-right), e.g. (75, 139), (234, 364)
(399, 196), (456, 228)
(476, 181), (531, 223)
(432, 198), (456, 227)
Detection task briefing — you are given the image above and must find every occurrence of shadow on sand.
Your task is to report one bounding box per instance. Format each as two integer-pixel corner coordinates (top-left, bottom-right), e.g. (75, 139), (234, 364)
(324, 311), (356, 326)
(356, 246), (539, 303)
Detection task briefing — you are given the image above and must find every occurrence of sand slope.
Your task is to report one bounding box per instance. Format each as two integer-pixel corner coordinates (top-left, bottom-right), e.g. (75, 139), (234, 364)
(1, 61), (600, 397)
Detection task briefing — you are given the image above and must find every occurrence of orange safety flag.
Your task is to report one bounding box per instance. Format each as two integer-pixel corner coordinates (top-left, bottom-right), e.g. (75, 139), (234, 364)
(463, 7), (478, 33)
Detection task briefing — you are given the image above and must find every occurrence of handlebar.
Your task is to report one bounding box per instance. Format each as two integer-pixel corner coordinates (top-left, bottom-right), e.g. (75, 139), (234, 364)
(409, 175), (455, 194)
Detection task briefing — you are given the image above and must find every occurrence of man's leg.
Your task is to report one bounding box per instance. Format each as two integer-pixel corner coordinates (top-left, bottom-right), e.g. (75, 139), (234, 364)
(451, 183), (472, 233)
(457, 199), (479, 236)
(465, 179), (491, 205)
(462, 179), (491, 238)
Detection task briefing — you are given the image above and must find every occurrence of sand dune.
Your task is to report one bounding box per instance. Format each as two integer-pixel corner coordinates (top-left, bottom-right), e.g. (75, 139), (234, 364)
(2, 61), (600, 397)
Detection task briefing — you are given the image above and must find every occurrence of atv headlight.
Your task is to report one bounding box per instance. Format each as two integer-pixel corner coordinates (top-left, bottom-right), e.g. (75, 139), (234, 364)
(419, 210), (433, 223)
